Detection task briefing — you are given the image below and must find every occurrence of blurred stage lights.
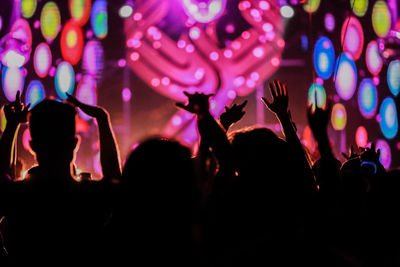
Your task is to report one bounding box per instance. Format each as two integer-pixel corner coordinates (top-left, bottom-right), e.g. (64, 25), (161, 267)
(350, 0), (368, 17)
(55, 61), (75, 100)
(358, 79), (378, 119)
(341, 16), (364, 60)
(76, 75), (97, 120)
(372, 1), (391, 38)
(313, 36), (335, 80)
(355, 126), (368, 148)
(324, 13), (335, 32)
(307, 83), (326, 112)
(25, 80), (45, 108)
(303, 0), (321, 13)
(387, 59), (400, 96)
(379, 97), (398, 140)
(69, 0), (92, 26)
(331, 103), (347, 131)
(60, 21), (84, 65)
(34, 43), (52, 78)
(181, 0), (227, 23)
(2, 67), (25, 102)
(91, 0), (108, 39)
(280, 6), (294, 18)
(376, 139), (391, 170)
(119, 5), (133, 18)
(335, 53), (357, 101)
(366, 40), (383, 75)
(40, 1), (61, 42)
(21, 0), (37, 19)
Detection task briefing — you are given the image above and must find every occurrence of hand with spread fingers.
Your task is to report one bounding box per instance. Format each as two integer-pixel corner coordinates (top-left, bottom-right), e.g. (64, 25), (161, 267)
(220, 100), (248, 131)
(307, 92), (332, 139)
(4, 91), (31, 126)
(262, 80), (289, 118)
(176, 92), (214, 116)
(342, 145), (359, 161)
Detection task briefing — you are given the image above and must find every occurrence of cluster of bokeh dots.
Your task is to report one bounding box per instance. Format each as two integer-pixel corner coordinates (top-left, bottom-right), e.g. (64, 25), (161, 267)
(304, 0), (399, 169)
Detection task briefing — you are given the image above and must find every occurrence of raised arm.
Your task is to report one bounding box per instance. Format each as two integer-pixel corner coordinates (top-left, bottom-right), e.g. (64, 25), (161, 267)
(0, 91), (30, 180)
(67, 93), (121, 182)
(219, 100), (247, 131)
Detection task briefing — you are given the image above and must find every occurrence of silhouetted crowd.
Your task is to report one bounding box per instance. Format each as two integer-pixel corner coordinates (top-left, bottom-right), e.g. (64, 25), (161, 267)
(0, 80), (399, 266)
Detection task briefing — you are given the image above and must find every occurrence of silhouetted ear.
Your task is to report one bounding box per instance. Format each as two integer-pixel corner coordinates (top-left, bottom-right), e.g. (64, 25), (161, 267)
(73, 135), (81, 152)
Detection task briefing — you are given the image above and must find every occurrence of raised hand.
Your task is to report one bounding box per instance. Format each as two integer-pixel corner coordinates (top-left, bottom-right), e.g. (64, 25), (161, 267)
(307, 92), (332, 137)
(261, 80), (289, 118)
(4, 91), (30, 125)
(360, 143), (381, 164)
(175, 92), (213, 115)
(342, 145), (358, 161)
(66, 93), (107, 119)
(220, 100), (247, 131)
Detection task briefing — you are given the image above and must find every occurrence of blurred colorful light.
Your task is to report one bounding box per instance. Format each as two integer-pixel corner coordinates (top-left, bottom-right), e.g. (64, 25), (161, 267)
(372, 1), (391, 38)
(366, 41), (383, 75)
(21, 0), (37, 19)
(2, 67), (25, 101)
(182, 0), (227, 23)
(34, 43), (52, 78)
(60, 21), (84, 65)
(331, 103), (347, 130)
(119, 5), (133, 18)
(379, 97), (398, 139)
(376, 139), (391, 170)
(280, 6), (294, 18)
(91, 0), (108, 39)
(358, 79), (378, 119)
(55, 61), (75, 99)
(341, 16), (364, 60)
(387, 60), (400, 96)
(40, 2), (61, 42)
(82, 40), (104, 76)
(0, 106), (6, 132)
(303, 0), (321, 13)
(22, 128), (31, 152)
(313, 37), (335, 80)
(307, 83), (326, 111)
(335, 53), (357, 101)
(25, 80), (45, 108)
(324, 13), (335, 32)
(355, 126), (368, 148)
(76, 75), (97, 120)
(350, 0), (368, 17)
(69, 0), (91, 26)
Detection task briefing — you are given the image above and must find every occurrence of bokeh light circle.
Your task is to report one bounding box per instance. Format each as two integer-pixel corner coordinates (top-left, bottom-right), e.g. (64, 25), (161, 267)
(2, 67), (25, 101)
(376, 139), (391, 170)
(307, 83), (326, 111)
(303, 0), (321, 13)
(313, 37), (335, 80)
(331, 103), (347, 130)
(82, 40), (104, 76)
(372, 1), (392, 38)
(55, 61), (75, 99)
(25, 80), (45, 108)
(91, 0), (108, 39)
(40, 2), (61, 42)
(182, 0), (227, 23)
(350, 0), (368, 17)
(0, 106), (7, 132)
(34, 43), (52, 78)
(335, 53), (357, 101)
(379, 97), (398, 139)
(324, 13), (335, 32)
(60, 21), (84, 65)
(355, 126), (368, 148)
(387, 60), (400, 96)
(358, 78), (378, 119)
(76, 75), (97, 121)
(69, 0), (91, 26)
(366, 41), (383, 75)
(341, 16), (364, 60)
(21, 0), (37, 19)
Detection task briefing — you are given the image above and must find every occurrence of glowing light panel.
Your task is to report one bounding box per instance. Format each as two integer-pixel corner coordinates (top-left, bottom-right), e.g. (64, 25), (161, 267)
(21, 0), (37, 19)
(307, 83), (326, 111)
(55, 62), (75, 99)
(25, 80), (45, 108)
(60, 21), (84, 65)
(335, 53), (357, 101)
(350, 0), (368, 17)
(82, 40), (104, 76)
(69, 0), (91, 26)
(182, 0), (227, 23)
(91, 0), (108, 39)
(341, 16), (364, 60)
(40, 2), (61, 42)
(76, 75), (97, 120)
(379, 97), (398, 139)
(331, 103), (347, 130)
(355, 126), (368, 148)
(2, 67), (25, 101)
(376, 139), (391, 170)
(387, 60), (400, 96)
(372, 1), (391, 38)
(313, 37), (335, 80)
(303, 0), (321, 13)
(366, 41), (383, 75)
(34, 43), (52, 78)
(358, 79), (378, 119)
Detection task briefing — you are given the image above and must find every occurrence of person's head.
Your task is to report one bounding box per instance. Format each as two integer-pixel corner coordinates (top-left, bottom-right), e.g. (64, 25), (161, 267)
(28, 99), (79, 167)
